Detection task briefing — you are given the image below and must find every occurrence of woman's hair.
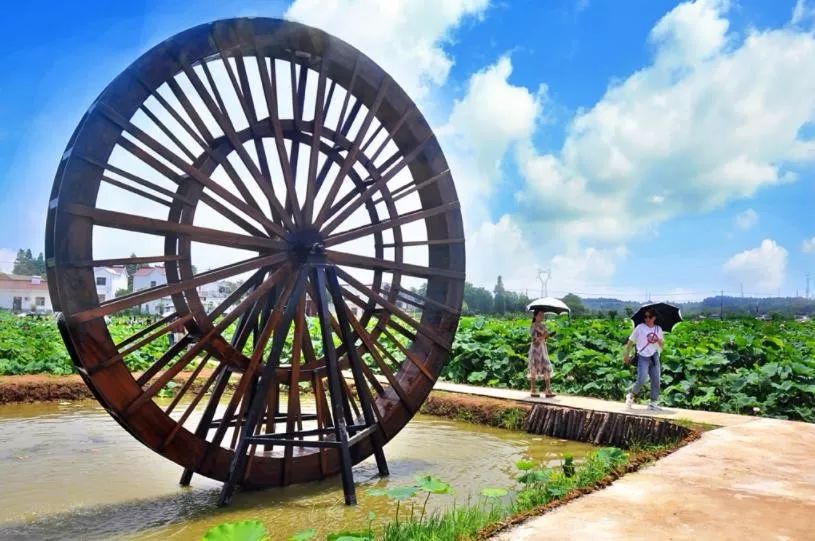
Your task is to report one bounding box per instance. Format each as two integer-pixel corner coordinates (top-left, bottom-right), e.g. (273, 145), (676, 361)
(644, 309), (657, 321)
(531, 309), (543, 323)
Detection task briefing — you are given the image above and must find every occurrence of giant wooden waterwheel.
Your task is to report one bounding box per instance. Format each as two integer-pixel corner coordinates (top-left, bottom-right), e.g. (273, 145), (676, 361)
(45, 17), (464, 505)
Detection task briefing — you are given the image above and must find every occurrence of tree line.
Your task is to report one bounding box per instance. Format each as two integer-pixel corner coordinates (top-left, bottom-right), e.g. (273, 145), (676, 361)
(462, 276), (587, 315)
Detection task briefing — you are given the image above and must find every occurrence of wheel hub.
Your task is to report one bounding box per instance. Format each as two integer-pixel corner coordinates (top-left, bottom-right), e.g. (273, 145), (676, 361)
(285, 228), (325, 264)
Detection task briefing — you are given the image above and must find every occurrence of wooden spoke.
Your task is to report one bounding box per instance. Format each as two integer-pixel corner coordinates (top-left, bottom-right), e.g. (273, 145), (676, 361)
(324, 200), (460, 248)
(253, 54), (302, 228)
(320, 135), (437, 234)
(314, 76), (391, 227)
(304, 60), (328, 223)
(140, 104), (198, 161)
(368, 105), (415, 163)
(183, 56), (291, 227)
(378, 325), (434, 382)
(391, 283), (460, 315)
(70, 252), (287, 324)
(160, 361), (227, 450)
(371, 169), (451, 207)
(326, 249), (465, 280)
(86, 141), (268, 238)
(164, 352), (213, 415)
(334, 57), (360, 135)
(100, 175), (172, 207)
(125, 267), (294, 417)
(98, 102), (285, 237)
(340, 302), (415, 411)
(335, 268), (450, 350)
(64, 254), (185, 269)
(65, 204), (283, 252)
(381, 238), (464, 248)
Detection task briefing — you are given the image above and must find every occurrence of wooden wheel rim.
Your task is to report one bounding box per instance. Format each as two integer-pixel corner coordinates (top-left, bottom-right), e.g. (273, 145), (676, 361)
(45, 17), (465, 486)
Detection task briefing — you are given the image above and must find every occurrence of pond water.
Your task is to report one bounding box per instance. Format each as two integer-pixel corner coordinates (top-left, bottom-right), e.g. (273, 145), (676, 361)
(0, 399), (594, 540)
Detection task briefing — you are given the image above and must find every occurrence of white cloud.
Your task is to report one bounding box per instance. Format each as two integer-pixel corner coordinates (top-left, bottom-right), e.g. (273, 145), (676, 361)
(0, 248), (15, 273)
(514, 0), (815, 248)
(441, 56), (544, 230)
(722, 239), (787, 291)
(285, 0), (489, 104)
(467, 215), (539, 291)
(466, 214), (627, 297)
(735, 208), (758, 230)
(802, 236), (815, 253)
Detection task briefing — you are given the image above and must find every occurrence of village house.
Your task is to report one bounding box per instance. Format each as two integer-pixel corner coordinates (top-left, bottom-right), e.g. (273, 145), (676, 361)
(132, 266), (170, 314)
(197, 280), (231, 312)
(93, 266), (128, 303)
(0, 273), (52, 312)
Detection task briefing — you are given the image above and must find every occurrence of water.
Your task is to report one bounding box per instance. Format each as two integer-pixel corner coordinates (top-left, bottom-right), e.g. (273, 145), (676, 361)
(0, 400), (593, 540)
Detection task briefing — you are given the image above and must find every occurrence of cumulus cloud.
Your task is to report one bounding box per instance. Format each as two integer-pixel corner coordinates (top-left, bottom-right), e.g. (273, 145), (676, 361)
(467, 215), (626, 297)
(514, 0), (815, 248)
(735, 208), (758, 230)
(285, 0), (489, 104)
(722, 239), (787, 291)
(441, 56), (544, 229)
(802, 236), (815, 253)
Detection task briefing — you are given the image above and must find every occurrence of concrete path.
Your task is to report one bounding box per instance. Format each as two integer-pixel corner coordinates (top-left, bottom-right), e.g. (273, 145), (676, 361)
(434, 381), (752, 427)
(495, 417), (815, 540)
(428, 382), (815, 540)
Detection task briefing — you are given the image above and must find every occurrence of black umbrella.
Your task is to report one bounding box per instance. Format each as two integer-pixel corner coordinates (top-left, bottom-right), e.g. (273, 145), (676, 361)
(631, 302), (683, 332)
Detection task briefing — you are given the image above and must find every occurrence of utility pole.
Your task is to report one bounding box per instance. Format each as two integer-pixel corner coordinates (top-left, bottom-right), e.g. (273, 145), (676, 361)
(537, 268), (551, 297)
(720, 289), (724, 320)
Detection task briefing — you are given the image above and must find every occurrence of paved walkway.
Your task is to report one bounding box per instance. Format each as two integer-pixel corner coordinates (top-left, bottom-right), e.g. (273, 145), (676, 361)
(428, 382), (815, 540)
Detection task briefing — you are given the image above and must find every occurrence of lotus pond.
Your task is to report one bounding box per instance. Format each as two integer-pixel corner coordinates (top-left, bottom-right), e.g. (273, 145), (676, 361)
(0, 399), (594, 540)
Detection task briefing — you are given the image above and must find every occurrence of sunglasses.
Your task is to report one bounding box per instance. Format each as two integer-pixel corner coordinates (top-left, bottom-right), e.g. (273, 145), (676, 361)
(644, 315), (655, 319)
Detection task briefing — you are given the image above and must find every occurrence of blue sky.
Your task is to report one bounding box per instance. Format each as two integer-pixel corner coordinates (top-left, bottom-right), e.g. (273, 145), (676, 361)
(1, 0), (813, 301)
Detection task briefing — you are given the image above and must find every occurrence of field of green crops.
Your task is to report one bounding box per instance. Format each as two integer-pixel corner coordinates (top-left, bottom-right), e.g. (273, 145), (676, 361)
(1, 311), (813, 422)
(444, 316), (815, 422)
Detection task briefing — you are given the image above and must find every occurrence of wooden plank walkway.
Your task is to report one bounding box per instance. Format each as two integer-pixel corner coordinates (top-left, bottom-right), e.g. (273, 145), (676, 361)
(433, 381), (752, 427)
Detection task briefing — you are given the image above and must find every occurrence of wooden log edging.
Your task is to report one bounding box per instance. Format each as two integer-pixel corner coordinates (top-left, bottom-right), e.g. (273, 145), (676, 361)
(523, 404), (689, 448)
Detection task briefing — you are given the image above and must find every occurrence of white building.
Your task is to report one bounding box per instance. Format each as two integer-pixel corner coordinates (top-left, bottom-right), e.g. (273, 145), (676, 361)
(93, 266), (128, 303)
(132, 266), (169, 314)
(0, 273), (52, 312)
(197, 280), (231, 312)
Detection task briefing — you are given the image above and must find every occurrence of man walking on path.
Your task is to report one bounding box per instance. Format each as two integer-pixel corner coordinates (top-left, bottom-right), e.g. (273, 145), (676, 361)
(623, 309), (664, 410)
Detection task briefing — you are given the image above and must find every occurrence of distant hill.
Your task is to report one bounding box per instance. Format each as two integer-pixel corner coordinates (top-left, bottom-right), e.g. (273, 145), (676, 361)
(581, 295), (815, 317)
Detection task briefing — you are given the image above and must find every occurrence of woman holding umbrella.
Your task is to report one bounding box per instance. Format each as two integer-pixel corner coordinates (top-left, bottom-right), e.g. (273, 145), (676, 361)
(623, 303), (681, 410)
(528, 309), (555, 398)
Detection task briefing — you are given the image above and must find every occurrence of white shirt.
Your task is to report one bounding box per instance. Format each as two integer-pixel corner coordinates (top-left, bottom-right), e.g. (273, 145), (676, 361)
(629, 323), (663, 357)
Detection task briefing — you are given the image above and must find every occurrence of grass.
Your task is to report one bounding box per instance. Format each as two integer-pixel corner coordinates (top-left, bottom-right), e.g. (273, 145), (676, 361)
(375, 447), (629, 541)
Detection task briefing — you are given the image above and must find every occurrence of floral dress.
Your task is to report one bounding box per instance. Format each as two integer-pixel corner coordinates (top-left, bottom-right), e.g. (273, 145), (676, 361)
(528, 321), (552, 380)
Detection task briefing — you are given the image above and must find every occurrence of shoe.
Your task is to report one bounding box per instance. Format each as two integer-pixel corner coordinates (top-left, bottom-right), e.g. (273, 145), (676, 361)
(530, 392), (540, 398)
(625, 393), (633, 408)
(647, 402), (662, 411)
(545, 392), (556, 398)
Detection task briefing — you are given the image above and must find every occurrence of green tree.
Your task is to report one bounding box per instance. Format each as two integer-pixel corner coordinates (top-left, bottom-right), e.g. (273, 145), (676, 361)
(12, 248), (43, 276)
(124, 253), (150, 292)
(493, 276), (506, 314)
(463, 282), (493, 314)
(34, 252), (45, 275)
(561, 293), (587, 316)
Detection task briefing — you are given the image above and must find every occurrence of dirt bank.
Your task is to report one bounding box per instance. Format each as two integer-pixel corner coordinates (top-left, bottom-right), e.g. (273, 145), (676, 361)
(0, 374), (91, 403)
